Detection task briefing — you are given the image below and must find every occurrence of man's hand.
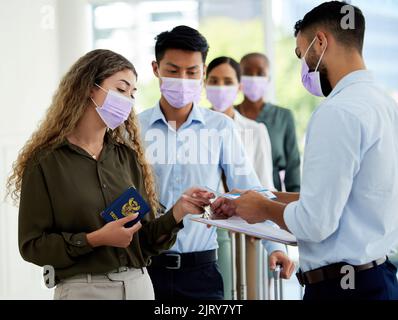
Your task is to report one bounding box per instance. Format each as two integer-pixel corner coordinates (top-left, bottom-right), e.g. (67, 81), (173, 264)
(211, 190), (289, 230)
(209, 189), (246, 220)
(269, 251), (295, 279)
(173, 188), (215, 223)
(210, 191), (272, 223)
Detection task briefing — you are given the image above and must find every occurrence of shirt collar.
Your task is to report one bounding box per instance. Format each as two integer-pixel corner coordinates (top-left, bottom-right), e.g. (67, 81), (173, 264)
(148, 101), (206, 127)
(328, 70), (374, 99)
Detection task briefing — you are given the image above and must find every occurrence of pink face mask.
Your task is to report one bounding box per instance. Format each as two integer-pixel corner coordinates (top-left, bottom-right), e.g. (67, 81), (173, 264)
(160, 77), (202, 109)
(301, 36), (328, 97)
(241, 76), (270, 102)
(206, 85), (239, 112)
(91, 84), (135, 130)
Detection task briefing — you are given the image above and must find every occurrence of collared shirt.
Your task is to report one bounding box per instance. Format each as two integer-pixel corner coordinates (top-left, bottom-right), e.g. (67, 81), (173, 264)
(139, 103), (285, 254)
(233, 111), (275, 190)
(284, 70), (398, 272)
(237, 103), (301, 192)
(18, 132), (182, 282)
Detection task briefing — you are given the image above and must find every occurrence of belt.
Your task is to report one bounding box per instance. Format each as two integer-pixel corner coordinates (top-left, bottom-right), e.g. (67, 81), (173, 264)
(149, 250), (218, 270)
(59, 267), (146, 285)
(296, 257), (387, 287)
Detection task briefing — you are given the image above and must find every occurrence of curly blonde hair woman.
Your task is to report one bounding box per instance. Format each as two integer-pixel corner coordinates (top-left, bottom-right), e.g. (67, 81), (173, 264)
(7, 49), (213, 300)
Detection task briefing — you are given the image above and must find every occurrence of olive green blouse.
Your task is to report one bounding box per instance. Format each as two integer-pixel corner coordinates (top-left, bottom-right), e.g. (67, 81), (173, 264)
(18, 132), (182, 283)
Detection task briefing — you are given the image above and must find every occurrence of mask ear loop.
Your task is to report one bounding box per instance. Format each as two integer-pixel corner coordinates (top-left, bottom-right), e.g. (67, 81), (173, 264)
(315, 39), (328, 72)
(91, 83), (107, 108)
(95, 83), (107, 92)
(303, 36), (318, 60)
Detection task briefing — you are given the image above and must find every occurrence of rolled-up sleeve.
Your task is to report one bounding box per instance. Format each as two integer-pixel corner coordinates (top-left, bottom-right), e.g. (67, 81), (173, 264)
(18, 161), (93, 268)
(283, 107), (361, 243)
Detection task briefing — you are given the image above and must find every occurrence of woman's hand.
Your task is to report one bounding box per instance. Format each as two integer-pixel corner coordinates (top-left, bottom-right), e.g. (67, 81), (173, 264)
(87, 214), (142, 248)
(172, 188), (215, 223)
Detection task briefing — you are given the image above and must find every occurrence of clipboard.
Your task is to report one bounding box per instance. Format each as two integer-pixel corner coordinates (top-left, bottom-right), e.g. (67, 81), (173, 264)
(191, 215), (297, 246)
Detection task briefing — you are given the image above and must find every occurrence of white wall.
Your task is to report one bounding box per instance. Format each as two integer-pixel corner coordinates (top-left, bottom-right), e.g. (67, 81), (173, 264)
(0, 0), (92, 299)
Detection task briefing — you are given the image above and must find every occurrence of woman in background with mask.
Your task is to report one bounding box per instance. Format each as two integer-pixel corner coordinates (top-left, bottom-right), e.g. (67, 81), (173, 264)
(7, 49), (213, 300)
(206, 56), (274, 191)
(237, 53), (301, 193)
(205, 57), (294, 299)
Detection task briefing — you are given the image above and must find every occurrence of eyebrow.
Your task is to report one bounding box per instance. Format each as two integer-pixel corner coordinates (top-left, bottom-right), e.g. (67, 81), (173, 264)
(166, 62), (200, 70)
(118, 79), (137, 92)
(118, 79), (131, 87)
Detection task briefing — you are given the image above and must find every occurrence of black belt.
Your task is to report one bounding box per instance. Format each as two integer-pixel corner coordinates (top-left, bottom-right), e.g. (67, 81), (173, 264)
(149, 250), (217, 270)
(296, 257), (388, 287)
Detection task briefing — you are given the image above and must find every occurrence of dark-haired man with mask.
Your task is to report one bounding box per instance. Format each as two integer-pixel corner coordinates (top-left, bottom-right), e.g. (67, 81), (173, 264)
(211, 1), (398, 300)
(139, 25), (293, 300)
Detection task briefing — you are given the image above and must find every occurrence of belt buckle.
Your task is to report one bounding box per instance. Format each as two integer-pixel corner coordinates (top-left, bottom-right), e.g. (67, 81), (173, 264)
(165, 253), (181, 270)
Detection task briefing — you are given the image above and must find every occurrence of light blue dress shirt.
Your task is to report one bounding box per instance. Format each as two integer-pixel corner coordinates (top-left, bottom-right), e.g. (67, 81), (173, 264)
(284, 70), (398, 272)
(139, 103), (285, 254)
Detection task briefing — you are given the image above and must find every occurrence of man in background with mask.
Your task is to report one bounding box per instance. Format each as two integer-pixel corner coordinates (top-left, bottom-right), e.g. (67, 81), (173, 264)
(236, 53), (301, 193)
(211, 1), (398, 300)
(139, 25), (293, 300)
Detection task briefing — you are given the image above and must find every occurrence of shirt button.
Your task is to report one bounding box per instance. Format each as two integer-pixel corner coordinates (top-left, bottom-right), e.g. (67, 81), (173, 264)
(76, 240), (82, 245)
(102, 184), (107, 189)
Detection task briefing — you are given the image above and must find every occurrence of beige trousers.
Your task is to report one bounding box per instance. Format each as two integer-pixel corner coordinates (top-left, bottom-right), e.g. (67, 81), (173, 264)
(54, 267), (155, 300)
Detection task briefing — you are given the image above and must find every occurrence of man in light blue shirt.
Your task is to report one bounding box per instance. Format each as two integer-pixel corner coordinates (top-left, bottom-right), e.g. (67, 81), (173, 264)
(139, 25), (293, 300)
(211, 2), (398, 300)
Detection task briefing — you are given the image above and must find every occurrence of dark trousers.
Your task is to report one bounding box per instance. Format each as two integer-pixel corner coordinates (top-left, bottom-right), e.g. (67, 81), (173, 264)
(304, 260), (398, 300)
(148, 261), (224, 300)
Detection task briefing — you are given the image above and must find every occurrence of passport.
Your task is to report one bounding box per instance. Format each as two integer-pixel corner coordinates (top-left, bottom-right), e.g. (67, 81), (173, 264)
(100, 187), (151, 228)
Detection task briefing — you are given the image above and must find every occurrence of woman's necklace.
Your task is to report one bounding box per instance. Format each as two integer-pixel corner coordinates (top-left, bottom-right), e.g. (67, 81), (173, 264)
(83, 144), (103, 160)
(71, 136), (103, 160)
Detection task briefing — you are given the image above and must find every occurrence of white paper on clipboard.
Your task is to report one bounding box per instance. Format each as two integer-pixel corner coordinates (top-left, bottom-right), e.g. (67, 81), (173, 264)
(191, 216), (297, 246)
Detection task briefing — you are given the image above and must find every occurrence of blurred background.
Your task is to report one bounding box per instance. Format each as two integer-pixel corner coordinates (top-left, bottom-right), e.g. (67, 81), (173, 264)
(0, 0), (397, 299)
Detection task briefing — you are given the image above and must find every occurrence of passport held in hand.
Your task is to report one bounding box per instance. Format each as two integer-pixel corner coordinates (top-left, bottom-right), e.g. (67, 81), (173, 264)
(100, 187), (150, 228)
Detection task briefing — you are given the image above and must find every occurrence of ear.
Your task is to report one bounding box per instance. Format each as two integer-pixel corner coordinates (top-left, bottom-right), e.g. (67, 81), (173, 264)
(238, 83), (243, 92)
(203, 64), (207, 79)
(152, 61), (160, 78)
(90, 85), (99, 100)
(316, 31), (328, 51)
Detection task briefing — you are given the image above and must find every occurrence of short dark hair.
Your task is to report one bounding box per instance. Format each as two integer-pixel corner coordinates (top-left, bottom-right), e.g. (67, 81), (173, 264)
(240, 52), (270, 67)
(155, 25), (209, 63)
(294, 1), (366, 53)
(206, 56), (241, 82)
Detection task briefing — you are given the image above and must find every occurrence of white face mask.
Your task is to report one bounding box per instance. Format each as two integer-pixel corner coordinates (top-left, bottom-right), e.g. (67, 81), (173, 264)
(159, 77), (203, 109)
(91, 84), (135, 130)
(241, 76), (270, 102)
(206, 85), (239, 112)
